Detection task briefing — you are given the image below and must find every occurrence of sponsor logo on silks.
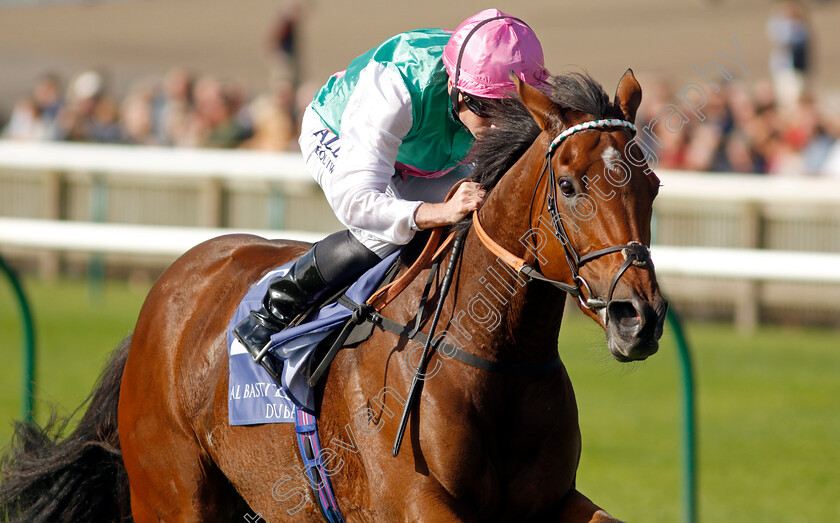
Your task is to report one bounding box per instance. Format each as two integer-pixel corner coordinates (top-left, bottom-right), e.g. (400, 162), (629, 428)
(313, 129), (340, 174)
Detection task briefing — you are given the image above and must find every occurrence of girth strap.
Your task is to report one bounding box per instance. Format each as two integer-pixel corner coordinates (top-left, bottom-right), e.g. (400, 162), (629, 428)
(294, 408), (344, 523)
(334, 295), (563, 376)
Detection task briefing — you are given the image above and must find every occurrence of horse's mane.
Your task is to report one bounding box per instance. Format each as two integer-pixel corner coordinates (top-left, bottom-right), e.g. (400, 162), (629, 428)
(468, 72), (613, 195)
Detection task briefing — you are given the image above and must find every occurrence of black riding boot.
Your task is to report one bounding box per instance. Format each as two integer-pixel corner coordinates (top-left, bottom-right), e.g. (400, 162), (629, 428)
(233, 230), (381, 371)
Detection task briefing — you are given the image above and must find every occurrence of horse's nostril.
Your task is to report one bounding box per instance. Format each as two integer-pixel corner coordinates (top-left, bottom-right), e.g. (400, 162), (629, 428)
(608, 300), (640, 334)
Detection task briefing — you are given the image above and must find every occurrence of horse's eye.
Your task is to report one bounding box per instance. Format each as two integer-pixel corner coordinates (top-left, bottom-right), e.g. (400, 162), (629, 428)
(559, 179), (576, 197)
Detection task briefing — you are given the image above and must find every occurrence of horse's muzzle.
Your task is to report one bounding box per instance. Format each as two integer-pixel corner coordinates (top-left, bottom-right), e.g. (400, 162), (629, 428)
(605, 295), (668, 362)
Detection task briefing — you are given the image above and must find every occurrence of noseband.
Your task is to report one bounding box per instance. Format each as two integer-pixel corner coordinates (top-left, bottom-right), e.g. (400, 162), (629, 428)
(473, 118), (652, 314)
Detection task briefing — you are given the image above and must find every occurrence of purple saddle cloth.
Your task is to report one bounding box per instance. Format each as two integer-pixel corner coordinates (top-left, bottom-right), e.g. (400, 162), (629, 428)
(227, 250), (400, 425)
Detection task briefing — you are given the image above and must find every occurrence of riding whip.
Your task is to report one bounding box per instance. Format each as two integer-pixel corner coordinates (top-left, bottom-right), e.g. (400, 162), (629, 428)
(392, 230), (465, 457)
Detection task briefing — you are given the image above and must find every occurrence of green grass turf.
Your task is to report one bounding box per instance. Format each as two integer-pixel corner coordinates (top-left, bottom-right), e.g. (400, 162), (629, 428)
(1, 276), (838, 521)
(0, 276), (148, 444)
(560, 309), (840, 522)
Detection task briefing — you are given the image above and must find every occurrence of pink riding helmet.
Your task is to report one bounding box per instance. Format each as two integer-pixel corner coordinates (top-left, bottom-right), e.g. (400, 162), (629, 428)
(443, 8), (549, 99)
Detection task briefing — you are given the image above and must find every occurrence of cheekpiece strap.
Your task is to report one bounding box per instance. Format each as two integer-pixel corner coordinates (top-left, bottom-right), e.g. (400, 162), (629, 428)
(548, 119), (637, 153)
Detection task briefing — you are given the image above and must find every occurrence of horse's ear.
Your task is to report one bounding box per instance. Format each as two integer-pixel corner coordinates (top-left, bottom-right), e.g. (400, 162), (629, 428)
(514, 74), (559, 132)
(614, 68), (642, 123)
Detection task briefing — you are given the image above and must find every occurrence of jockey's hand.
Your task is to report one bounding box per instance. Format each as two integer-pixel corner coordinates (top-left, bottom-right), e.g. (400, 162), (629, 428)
(413, 182), (486, 230)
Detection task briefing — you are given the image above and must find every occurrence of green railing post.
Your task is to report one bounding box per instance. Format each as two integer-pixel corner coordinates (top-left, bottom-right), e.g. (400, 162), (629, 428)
(87, 173), (107, 301)
(653, 206), (697, 522)
(667, 307), (697, 523)
(268, 185), (287, 230)
(0, 255), (36, 423)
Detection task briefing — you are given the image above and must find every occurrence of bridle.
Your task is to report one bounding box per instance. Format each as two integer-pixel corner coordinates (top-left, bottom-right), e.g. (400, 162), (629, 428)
(390, 118), (655, 457)
(473, 118), (653, 315)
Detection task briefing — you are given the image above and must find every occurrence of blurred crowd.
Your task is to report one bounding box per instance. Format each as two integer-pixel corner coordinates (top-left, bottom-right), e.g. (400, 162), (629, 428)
(0, 0), (311, 153)
(634, 0), (840, 178)
(635, 77), (840, 177)
(4, 65), (840, 177)
(2, 1), (840, 177)
(1, 68), (308, 152)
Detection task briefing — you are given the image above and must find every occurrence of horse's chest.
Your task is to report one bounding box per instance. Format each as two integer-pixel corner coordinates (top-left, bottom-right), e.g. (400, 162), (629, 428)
(433, 377), (582, 513)
(494, 420), (581, 512)
(490, 408), (580, 511)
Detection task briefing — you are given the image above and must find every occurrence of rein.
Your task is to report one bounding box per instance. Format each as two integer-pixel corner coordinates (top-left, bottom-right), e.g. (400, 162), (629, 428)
(319, 119), (655, 460)
(392, 232), (464, 457)
(474, 118), (652, 314)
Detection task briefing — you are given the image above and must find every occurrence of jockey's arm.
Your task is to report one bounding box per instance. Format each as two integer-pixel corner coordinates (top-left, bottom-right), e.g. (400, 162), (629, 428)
(413, 182), (485, 229)
(328, 63), (484, 243)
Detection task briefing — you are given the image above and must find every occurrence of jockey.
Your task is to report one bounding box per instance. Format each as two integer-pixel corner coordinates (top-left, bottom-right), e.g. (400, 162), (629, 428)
(234, 8), (548, 358)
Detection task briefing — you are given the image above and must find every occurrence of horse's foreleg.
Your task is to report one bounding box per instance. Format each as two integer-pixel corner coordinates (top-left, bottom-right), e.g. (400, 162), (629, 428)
(400, 486), (477, 523)
(548, 488), (624, 523)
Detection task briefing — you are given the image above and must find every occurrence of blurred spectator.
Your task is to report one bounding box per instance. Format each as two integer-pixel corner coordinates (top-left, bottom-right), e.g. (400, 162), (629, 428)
(683, 123), (723, 172)
(724, 131), (765, 173)
(2, 98), (47, 140)
(767, 1), (812, 109)
(266, 0), (309, 90)
(58, 70), (121, 143)
(240, 94), (295, 151)
(2, 73), (63, 140)
(227, 80), (255, 142)
(182, 76), (248, 148)
(784, 95), (834, 173)
(89, 97), (122, 143)
(121, 93), (157, 145)
(152, 67), (194, 146)
(682, 90), (734, 172)
(658, 129), (689, 170)
(33, 74), (63, 139)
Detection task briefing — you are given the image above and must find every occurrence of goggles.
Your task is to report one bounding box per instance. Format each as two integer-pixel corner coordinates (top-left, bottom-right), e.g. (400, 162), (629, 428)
(462, 93), (490, 118)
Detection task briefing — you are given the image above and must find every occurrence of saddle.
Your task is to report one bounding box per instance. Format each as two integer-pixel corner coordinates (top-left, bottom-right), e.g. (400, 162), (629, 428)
(247, 226), (455, 407)
(306, 226), (455, 381)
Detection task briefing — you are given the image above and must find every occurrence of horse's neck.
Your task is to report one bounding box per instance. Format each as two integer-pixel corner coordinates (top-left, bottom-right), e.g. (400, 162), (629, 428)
(448, 230), (566, 366)
(446, 151), (567, 364)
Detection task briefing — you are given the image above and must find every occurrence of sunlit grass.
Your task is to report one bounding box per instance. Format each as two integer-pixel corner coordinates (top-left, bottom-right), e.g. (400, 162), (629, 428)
(1, 276), (838, 521)
(562, 308), (840, 522)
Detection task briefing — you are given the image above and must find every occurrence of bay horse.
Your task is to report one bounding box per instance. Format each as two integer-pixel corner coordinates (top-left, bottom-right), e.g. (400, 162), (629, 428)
(0, 70), (667, 522)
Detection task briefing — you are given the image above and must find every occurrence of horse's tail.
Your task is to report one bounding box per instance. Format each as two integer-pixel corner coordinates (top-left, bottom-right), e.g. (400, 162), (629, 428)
(0, 335), (133, 523)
